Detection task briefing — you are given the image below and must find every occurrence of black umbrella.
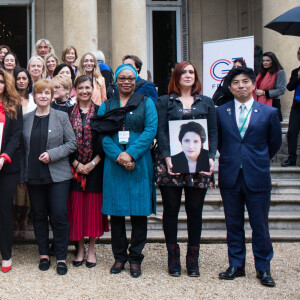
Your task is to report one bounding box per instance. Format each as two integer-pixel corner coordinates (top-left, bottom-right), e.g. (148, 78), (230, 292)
(264, 6), (300, 36)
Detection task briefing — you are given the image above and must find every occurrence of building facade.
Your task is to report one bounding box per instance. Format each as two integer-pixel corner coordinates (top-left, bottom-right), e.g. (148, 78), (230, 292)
(0, 0), (299, 117)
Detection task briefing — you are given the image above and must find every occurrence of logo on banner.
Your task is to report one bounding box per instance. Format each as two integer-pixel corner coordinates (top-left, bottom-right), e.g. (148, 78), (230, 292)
(210, 59), (231, 81)
(210, 57), (245, 82)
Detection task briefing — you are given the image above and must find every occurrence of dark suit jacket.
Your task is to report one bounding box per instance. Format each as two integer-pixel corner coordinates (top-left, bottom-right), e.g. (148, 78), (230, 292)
(171, 149), (209, 173)
(1, 107), (23, 174)
(217, 100), (282, 192)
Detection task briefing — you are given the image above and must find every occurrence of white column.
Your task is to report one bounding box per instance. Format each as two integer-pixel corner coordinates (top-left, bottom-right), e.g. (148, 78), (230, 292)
(111, 0), (147, 79)
(263, 0), (300, 119)
(63, 0), (98, 60)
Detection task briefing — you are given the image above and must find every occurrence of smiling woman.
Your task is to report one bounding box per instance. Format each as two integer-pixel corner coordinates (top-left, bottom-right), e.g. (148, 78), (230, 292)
(96, 63), (158, 278)
(77, 53), (106, 105)
(45, 53), (59, 79)
(61, 45), (78, 75)
(2, 52), (19, 76)
(0, 68), (22, 274)
(21, 79), (77, 275)
(155, 61), (217, 277)
(66, 75), (108, 270)
(27, 56), (46, 84)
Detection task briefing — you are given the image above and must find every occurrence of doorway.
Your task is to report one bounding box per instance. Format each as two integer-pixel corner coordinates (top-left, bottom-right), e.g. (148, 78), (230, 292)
(0, 3), (33, 68)
(147, 3), (183, 96)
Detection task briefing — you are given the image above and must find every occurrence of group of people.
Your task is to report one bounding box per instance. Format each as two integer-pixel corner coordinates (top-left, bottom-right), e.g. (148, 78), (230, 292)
(0, 39), (298, 287)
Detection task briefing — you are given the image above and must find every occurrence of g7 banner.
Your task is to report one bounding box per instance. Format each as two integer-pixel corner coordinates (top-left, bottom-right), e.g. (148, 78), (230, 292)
(203, 36), (254, 98)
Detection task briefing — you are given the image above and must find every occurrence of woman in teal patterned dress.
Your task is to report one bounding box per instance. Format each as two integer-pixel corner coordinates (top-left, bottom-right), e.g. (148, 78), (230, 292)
(97, 64), (157, 278)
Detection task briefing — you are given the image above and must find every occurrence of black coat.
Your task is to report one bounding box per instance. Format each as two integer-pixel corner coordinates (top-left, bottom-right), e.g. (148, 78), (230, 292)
(171, 149), (209, 173)
(287, 66), (300, 109)
(1, 107), (23, 174)
(156, 93), (217, 160)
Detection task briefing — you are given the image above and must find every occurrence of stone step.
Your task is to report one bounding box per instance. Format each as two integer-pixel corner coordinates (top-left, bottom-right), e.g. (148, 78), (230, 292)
(16, 229), (300, 243)
(201, 166), (300, 180)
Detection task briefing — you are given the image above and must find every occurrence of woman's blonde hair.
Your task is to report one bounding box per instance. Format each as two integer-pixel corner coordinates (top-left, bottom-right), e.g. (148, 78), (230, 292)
(27, 56), (47, 80)
(77, 52), (104, 88)
(44, 53), (59, 77)
(33, 79), (54, 100)
(52, 74), (72, 92)
(0, 69), (21, 119)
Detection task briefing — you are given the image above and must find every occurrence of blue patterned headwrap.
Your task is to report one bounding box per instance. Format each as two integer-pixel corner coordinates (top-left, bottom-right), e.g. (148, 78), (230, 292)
(114, 64), (137, 84)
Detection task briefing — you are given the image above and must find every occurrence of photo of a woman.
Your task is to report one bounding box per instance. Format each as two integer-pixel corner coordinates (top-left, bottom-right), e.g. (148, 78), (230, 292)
(171, 121), (209, 174)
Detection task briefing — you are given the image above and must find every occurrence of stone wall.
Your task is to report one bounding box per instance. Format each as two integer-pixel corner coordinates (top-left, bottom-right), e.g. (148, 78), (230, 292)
(188, 0), (262, 83)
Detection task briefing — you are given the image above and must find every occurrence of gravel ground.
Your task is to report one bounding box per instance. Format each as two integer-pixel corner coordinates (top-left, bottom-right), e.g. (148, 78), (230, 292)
(0, 242), (299, 299)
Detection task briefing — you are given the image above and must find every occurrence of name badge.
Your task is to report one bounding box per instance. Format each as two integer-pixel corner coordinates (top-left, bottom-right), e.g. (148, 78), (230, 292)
(118, 131), (130, 144)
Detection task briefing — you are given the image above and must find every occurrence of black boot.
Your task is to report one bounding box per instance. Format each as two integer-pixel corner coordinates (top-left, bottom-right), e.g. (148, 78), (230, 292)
(166, 244), (181, 277)
(186, 245), (200, 277)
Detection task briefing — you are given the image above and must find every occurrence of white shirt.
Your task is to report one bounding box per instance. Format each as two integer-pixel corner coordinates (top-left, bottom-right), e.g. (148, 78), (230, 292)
(234, 98), (254, 130)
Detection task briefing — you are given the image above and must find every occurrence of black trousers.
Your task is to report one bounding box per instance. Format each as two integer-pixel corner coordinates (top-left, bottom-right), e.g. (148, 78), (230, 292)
(110, 215), (147, 265)
(160, 185), (207, 246)
(287, 106), (300, 162)
(0, 172), (19, 260)
(27, 181), (70, 260)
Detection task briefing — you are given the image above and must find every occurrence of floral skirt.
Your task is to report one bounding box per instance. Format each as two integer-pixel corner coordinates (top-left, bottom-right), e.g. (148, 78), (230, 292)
(153, 147), (212, 189)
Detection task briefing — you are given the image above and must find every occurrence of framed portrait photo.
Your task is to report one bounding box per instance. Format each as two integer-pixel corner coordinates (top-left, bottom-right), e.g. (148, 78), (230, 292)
(169, 119), (209, 174)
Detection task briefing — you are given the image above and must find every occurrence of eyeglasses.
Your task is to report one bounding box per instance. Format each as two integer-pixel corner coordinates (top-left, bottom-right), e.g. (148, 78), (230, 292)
(117, 77), (135, 83)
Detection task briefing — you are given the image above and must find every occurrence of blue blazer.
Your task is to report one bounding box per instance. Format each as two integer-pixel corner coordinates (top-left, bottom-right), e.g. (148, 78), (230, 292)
(217, 100), (282, 192)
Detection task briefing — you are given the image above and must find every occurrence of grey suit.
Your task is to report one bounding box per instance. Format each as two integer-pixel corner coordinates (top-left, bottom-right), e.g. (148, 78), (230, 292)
(21, 108), (77, 260)
(21, 108), (77, 183)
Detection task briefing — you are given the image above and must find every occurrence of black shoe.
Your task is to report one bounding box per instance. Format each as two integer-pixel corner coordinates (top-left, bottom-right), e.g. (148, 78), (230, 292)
(110, 261), (125, 274)
(86, 260), (97, 269)
(219, 266), (245, 280)
(130, 263), (142, 278)
(256, 271), (276, 287)
(39, 258), (51, 271)
(48, 244), (55, 257)
(72, 259), (83, 267)
(57, 262), (68, 275)
(281, 159), (296, 167)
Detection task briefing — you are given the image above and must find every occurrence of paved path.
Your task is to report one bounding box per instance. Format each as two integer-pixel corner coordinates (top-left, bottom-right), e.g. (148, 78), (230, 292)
(1, 243), (299, 299)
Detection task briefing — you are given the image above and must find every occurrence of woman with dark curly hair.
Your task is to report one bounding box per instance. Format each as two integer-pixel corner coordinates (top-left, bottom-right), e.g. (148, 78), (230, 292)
(0, 68), (22, 273)
(155, 61), (217, 277)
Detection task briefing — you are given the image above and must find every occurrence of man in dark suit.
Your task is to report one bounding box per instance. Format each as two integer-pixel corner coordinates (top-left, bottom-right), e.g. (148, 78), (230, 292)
(122, 55), (158, 103)
(216, 67), (282, 287)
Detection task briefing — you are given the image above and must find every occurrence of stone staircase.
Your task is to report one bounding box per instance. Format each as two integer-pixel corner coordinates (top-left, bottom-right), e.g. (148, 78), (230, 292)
(107, 165), (300, 243)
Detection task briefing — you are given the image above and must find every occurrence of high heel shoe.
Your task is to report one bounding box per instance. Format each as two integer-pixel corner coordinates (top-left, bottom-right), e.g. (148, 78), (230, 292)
(1, 259), (12, 273)
(1, 265), (12, 273)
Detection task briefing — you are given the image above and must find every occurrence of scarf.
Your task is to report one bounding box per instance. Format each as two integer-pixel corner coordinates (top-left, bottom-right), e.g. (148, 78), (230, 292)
(70, 101), (96, 190)
(91, 93), (144, 158)
(253, 71), (277, 106)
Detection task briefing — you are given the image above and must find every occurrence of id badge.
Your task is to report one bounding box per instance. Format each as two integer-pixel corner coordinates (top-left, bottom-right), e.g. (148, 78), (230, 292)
(118, 131), (130, 144)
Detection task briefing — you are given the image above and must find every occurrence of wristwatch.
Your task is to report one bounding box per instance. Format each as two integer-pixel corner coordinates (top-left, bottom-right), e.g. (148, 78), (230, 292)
(91, 160), (96, 166)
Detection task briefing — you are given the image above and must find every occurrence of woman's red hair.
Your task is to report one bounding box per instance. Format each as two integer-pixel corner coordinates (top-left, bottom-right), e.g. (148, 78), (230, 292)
(168, 61), (202, 95)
